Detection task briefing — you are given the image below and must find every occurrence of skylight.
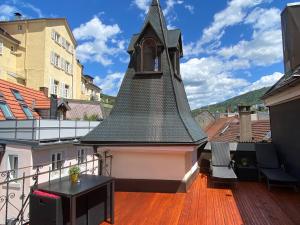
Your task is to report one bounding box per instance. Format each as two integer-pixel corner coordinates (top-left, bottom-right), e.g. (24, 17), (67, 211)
(12, 89), (24, 101)
(0, 102), (14, 119)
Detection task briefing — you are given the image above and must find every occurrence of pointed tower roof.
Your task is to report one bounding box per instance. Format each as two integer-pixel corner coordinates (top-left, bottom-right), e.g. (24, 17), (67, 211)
(81, 1), (207, 146)
(152, 0), (159, 6)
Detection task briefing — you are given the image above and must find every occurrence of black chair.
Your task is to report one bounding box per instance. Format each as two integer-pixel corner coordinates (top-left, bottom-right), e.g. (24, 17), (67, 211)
(30, 190), (63, 225)
(255, 143), (298, 191)
(210, 142), (237, 185)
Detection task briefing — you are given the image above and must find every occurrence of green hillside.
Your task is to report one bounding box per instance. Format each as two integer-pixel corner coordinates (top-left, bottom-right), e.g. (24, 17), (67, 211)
(192, 87), (269, 116)
(101, 93), (116, 105)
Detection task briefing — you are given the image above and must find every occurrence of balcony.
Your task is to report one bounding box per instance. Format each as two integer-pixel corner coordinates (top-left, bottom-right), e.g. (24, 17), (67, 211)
(0, 119), (100, 141)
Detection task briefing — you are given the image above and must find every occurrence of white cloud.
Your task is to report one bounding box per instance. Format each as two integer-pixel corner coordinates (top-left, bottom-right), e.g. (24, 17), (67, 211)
(181, 56), (282, 109)
(163, 0), (183, 16)
(184, 0), (271, 56)
(218, 7), (282, 66)
(243, 72), (283, 93)
(132, 0), (187, 29)
(181, 57), (250, 108)
(184, 4), (194, 14)
(73, 16), (125, 66)
(0, 1), (46, 20)
(0, 4), (17, 21)
(133, 0), (151, 13)
(94, 72), (124, 96)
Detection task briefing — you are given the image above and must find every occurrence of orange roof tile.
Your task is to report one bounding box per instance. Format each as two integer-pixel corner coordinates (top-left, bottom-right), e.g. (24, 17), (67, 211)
(0, 79), (50, 120)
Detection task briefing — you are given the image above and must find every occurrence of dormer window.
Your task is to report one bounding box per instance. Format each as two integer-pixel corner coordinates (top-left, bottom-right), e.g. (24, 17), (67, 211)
(141, 38), (161, 72)
(170, 49), (181, 80)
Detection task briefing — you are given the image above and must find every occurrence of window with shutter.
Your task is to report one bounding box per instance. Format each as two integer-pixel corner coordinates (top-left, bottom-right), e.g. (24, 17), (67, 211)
(0, 42), (4, 55)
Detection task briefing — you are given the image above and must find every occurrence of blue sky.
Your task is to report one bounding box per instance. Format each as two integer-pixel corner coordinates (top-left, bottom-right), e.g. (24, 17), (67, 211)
(0, 0), (292, 109)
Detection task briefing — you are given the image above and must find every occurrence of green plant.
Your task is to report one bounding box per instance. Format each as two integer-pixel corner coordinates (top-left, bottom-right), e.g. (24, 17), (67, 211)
(83, 113), (100, 121)
(240, 158), (249, 167)
(69, 166), (80, 176)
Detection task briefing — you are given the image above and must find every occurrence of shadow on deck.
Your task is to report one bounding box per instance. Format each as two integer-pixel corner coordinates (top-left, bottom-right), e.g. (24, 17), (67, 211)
(101, 174), (300, 225)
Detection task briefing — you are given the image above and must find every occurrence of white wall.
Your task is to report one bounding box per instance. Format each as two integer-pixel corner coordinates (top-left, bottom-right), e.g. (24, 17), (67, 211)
(0, 143), (96, 224)
(98, 146), (197, 181)
(0, 145), (32, 225)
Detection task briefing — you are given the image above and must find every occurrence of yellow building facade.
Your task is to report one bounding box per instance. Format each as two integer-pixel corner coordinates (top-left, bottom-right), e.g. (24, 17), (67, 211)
(0, 28), (23, 85)
(0, 18), (100, 101)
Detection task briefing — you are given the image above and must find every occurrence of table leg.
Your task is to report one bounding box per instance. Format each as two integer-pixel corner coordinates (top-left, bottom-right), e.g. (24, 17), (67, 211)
(110, 181), (115, 224)
(70, 197), (77, 225)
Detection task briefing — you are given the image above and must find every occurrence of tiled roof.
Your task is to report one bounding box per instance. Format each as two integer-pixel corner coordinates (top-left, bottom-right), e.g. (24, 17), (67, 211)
(207, 117), (270, 143)
(205, 117), (236, 140)
(66, 99), (104, 120)
(0, 79), (50, 120)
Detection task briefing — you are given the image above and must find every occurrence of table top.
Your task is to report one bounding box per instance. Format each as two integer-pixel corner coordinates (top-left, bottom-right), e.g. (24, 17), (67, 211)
(37, 174), (114, 197)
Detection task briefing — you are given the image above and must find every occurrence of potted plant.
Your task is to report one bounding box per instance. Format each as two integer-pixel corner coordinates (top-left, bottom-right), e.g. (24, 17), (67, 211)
(69, 166), (80, 183)
(240, 158), (249, 167)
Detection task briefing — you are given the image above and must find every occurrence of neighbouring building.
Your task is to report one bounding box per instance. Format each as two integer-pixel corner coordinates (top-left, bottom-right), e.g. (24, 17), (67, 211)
(81, 74), (102, 101)
(66, 98), (105, 120)
(0, 27), (22, 85)
(193, 110), (216, 130)
(262, 3), (300, 180)
(0, 79), (101, 224)
(80, 0), (207, 193)
(204, 106), (271, 151)
(0, 17), (101, 102)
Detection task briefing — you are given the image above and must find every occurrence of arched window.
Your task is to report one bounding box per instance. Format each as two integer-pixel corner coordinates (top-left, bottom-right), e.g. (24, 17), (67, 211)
(141, 38), (160, 72)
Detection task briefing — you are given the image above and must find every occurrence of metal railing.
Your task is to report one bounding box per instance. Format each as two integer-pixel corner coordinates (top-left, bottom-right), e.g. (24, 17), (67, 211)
(0, 152), (112, 225)
(0, 118), (100, 142)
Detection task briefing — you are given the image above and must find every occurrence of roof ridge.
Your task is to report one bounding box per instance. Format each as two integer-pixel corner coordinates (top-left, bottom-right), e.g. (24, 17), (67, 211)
(154, 0), (198, 142)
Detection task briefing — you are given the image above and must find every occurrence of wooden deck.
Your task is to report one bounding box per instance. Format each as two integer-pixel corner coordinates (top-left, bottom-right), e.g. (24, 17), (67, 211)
(102, 174), (300, 225)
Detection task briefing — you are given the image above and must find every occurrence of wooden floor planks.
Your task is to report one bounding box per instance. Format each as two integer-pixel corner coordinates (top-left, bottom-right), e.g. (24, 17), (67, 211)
(101, 174), (300, 225)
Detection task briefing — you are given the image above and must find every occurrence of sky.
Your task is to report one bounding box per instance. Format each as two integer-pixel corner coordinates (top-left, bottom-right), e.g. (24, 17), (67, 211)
(0, 0), (292, 109)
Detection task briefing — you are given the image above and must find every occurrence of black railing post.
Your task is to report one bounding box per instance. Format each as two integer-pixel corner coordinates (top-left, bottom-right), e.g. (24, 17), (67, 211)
(92, 154), (95, 175)
(48, 167), (51, 184)
(5, 171), (10, 225)
(20, 172), (26, 224)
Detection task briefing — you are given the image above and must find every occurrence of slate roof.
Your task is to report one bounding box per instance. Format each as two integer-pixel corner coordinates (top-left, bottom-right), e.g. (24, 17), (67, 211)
(81, 0), (207, 145)
(0, 79), (50, 120)
(206, 117), (271, 143)
(127, 29), (181, 53)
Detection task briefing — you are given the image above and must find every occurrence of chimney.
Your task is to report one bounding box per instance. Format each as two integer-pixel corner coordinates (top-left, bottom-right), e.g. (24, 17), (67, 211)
(50, 95), (58, 119)
(238, 105), (252, 142)
(14, 12), (22, 20)
(281, 4), (300, 76)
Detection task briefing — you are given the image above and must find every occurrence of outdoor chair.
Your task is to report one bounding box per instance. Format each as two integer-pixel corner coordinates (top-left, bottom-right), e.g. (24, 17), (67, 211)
(210, 142), (237, 185)
(255, 143), (298, 192)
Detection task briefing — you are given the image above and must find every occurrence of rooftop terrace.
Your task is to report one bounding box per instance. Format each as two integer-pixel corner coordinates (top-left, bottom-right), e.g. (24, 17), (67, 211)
(101, 174), (300, 225)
